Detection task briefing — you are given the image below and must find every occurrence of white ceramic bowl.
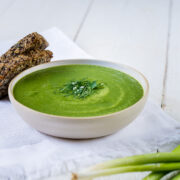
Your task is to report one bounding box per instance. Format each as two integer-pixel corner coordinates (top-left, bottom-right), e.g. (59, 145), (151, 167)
(9, 59), (149, 139)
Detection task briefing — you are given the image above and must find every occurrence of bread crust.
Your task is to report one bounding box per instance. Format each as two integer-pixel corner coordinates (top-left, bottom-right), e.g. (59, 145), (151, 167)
(0, 32), (49, 62)
(0, 33), (53, 99)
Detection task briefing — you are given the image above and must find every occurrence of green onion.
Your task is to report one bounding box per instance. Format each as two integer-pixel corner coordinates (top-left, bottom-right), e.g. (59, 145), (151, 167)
(72, 148), (180, 180)
(72, 163), (180, 180)
(86, 152), (180, 171)
(172, 173), (180, 180)
(143, 172), (166, 180)
(160, 171), (180, 180)
(143, 145), (180, 180)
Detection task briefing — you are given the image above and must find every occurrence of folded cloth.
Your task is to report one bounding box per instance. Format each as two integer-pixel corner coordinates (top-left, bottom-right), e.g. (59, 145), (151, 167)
(0, 27), (180, 180)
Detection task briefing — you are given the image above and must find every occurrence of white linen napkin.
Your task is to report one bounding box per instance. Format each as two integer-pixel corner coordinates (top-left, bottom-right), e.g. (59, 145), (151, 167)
(0, 27), (180, 180)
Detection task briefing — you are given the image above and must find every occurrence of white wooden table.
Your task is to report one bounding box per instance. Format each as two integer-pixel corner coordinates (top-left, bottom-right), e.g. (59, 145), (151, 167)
(0, 0), (180, 179)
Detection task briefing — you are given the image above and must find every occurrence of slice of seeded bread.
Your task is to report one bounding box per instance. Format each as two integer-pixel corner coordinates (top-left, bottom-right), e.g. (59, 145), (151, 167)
(0, 32), (49, 62)
(0, 33), (53, 99)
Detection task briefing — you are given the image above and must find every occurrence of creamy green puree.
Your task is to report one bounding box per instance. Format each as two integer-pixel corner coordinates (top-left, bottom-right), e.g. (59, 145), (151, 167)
(13, 64), (143, 117)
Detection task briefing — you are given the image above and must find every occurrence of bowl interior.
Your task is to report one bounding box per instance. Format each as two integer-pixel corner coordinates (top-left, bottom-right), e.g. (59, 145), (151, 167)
(9, 59), (149, 117)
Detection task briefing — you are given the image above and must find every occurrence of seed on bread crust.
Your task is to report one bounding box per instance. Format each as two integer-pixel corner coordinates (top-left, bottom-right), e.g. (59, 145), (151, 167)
(24, 49), (53, 65)
(0, 32), (49, 62)
(0, 49), (53, 98)
(0, 32), (52, 99)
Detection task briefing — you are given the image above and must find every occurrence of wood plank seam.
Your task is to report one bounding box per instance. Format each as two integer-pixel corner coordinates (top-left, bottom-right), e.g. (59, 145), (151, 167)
(73, 0), (94, 41)
(161, 0), (173, 109)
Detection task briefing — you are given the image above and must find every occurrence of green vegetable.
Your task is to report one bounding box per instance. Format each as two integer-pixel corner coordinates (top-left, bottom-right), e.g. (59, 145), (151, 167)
(143, 145), (180, 180)
(161, 171), (180, 180)
(172, 173), (180, 180)
(72, 163), (180, 180)
(72, 146), (180, 180)
(143, 172), (166, 180)
(59, 79), (104, 99)
(87, 152), (180, 171)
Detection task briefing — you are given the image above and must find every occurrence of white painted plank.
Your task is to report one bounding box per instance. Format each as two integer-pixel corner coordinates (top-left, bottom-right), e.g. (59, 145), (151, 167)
(76, 0), (170, 105)
(0, 0), (15, 17)
(163, 0), (180, 121)
(0, 0), (91, 41)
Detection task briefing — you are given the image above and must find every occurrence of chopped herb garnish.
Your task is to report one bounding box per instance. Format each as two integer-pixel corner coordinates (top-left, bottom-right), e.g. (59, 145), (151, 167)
(59, 79), (104, 99)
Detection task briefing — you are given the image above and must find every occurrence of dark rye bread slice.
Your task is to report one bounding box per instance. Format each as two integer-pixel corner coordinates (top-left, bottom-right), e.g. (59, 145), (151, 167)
(0, 49), (53, 98)
(0, 32), (49, 62)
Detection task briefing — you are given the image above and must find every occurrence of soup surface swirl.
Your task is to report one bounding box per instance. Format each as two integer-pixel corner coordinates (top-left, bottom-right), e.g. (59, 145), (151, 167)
(13, 64), (143, 117)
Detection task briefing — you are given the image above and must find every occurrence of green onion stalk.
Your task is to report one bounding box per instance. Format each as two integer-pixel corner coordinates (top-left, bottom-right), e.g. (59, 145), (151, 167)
(160, 171), (180, 180)
(172, 173), (180, 180)
(143, 145), (180, 180)
(72, 146), (180, 180)
(72, 162), (180, 180)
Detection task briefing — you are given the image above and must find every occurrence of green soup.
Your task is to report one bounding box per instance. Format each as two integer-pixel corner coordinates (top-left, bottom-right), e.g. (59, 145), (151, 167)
(13, 64), (143, 117)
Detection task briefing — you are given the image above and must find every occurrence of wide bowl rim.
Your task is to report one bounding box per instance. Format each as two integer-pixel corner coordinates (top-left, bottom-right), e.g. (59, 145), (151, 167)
(8, 58), (149, 120)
